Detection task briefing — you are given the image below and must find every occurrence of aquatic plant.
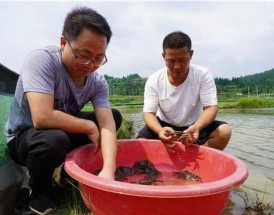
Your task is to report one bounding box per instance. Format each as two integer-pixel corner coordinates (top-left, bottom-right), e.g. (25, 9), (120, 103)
(239, 191), (273, 215)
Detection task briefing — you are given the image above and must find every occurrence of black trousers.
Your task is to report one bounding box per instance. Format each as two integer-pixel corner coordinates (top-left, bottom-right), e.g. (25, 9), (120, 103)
(137, 117), (227, 145)
(7, 109), (122, 191)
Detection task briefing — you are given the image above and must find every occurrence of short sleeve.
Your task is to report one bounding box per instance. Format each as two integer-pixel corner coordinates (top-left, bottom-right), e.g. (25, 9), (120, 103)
(21, 49), (55, 95)
(143, 75), (159, 113)
(200, 70), (217, 106)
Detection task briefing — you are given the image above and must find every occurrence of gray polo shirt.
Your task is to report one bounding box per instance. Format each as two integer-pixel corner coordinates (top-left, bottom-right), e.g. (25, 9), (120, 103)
(5, 46), (109, 142)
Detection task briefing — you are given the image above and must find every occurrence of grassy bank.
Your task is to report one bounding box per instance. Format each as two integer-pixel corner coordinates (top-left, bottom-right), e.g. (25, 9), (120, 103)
(110, 95), (143, 107)
(109, 95), (274, 109)
(81, 95), (274, 111)
(219, 97), (274, 109)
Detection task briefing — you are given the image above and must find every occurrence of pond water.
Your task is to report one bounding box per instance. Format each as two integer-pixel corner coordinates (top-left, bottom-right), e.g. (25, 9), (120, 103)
(121, 107), (274, 214)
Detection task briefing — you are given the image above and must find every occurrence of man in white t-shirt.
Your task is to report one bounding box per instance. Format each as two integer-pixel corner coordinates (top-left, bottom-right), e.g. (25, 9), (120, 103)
(137, 31), (231, 150)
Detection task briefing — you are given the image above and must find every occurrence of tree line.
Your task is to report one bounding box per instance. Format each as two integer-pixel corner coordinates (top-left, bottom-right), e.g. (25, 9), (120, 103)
(105, 68), (274, 101)
(215, 68), (274, 101)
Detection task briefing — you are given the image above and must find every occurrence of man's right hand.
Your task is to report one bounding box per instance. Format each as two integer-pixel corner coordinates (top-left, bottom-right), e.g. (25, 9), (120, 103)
(159, 126), (175, 145)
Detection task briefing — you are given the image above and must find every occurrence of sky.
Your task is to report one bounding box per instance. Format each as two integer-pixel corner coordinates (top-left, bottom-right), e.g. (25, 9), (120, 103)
(0, 1), (274, 79)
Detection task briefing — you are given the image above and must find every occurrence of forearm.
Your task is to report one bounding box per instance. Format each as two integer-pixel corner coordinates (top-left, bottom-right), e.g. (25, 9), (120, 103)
(33, 109), (96, 134)
(27, 92), (97, 134)
(144, 112), (163, 135)
(194, 105), (218, 130)
(100, 126), (117, 174)
(94, 108), (118, 178)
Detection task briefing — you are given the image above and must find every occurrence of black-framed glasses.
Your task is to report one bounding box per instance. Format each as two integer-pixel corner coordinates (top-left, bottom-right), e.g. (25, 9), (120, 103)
(67, 40), (107, 66)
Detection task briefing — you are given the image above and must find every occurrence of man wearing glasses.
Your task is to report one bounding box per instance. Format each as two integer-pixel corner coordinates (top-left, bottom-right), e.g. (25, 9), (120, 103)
(137, 31), (231, 151)
(5, 7), (122, 214)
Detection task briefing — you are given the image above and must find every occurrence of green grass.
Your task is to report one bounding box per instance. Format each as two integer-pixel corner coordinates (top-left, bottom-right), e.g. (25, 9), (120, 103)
(0, 95), (13, 164)
(109, 95), (274, 109)
(238, 189), (273, 215)
(219, 97), (274, 109)
(53, 184), (93, 215)
(109, 95), (143, 107)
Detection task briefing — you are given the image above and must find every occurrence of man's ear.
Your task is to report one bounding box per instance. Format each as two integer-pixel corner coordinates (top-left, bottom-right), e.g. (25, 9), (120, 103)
(162, 52), (165, 59)
(189, 50), (194, 57)
(60, 36), (66, 51)
(190, 50), (194, 59)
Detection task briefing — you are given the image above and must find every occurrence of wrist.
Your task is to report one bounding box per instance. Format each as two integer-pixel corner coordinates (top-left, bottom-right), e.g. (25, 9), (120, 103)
(193, 123), (201, 130)
(87, 121), (97, 133)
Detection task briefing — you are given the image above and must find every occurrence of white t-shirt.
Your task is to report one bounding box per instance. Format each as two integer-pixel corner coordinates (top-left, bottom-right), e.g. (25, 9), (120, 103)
(143, 64), (217, 127)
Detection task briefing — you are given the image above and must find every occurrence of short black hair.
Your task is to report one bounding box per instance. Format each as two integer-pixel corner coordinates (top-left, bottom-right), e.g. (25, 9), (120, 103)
(163, 31), (192, 51)
(62, 6), (112, 44)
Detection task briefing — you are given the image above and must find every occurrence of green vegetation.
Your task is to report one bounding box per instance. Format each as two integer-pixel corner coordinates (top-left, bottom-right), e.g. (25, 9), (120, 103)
(117, 119), (135, 139)
(219, 97), (274, 109)
(238, 190), (273, 215)
(54, 186), (93, 215)
(109, 95), (143, 107)
(0, 95), (13, 164)
(105, 74), (146, 96)
(215, 68), (274, 102)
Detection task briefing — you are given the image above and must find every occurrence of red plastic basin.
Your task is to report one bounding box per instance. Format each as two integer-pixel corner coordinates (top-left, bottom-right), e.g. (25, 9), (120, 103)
(64, 139), (248, 215)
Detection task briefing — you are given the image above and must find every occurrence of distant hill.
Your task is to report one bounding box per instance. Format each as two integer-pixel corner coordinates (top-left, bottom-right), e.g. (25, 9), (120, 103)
(105, 68), (274, 98)
(215, 68), (274, 98)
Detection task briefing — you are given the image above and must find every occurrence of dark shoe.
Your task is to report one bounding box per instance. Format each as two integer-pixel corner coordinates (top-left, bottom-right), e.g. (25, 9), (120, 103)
(14, 187), (33, 215)
(29, 188), (56, 215)
(53, 164), (77, 190)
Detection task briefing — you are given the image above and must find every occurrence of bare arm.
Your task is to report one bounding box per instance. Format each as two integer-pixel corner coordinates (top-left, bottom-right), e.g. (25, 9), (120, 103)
(27, 92), (99, 144)
(94, 107), (117, 179)
(185, 105), (218, 139)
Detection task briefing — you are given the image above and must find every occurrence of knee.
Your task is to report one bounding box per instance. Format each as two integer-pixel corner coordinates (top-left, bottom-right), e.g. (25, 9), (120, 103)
(208, 124), (232, 150)
(27, 129), (70, 168)
(30, 130), (69, 158)
(45, 130), (70, 156)
(112, 108), (123, 131)
(219, 124), (232, 141)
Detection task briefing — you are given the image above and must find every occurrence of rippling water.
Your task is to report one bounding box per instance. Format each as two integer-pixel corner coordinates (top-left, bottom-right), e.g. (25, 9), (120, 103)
(121, 108), (274, 214)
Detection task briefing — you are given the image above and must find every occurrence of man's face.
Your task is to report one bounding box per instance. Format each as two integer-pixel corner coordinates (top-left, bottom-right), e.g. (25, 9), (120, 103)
(162, 47), (193, 80)
(61, 29), (108, 79)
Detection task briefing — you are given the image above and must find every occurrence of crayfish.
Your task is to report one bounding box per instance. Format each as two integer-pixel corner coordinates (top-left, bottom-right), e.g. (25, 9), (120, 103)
(173, 170), (202, 182)
(133, 160), (162, 179)
(131, 178), (163, 185)
(165, 130), (199, 146)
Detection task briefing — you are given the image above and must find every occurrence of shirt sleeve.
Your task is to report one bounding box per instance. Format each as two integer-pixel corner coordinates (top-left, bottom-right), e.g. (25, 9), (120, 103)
(21, 49), (55, 95)
(200, 69), (217, 106)
(91, 74), (110, 108)
(143, 75), (159, 113)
